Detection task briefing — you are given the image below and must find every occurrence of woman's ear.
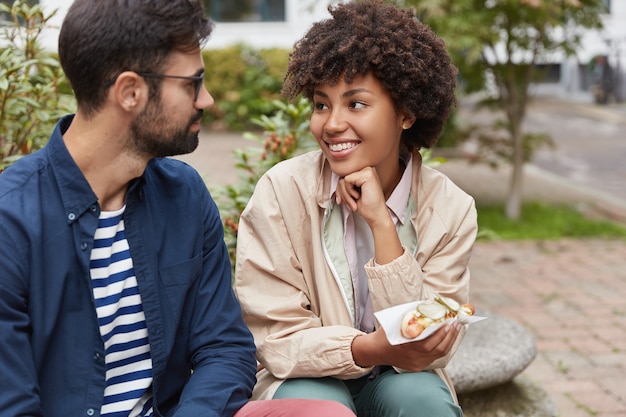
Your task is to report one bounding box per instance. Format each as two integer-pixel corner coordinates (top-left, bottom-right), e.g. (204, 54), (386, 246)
(401, 116), (416, 130)
(399, 108), (416, 130)
(111, 71), (148, 112)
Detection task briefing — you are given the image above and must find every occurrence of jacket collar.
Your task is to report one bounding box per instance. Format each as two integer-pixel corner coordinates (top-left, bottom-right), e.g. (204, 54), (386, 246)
(47, 115), (99, 224)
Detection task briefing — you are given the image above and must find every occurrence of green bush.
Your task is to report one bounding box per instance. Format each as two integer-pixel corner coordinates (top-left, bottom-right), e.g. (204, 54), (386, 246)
(0, 0), (76, 170)
(202, 45), (289, 130)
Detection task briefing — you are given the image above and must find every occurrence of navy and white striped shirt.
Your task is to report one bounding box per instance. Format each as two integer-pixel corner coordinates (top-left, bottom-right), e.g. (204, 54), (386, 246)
(90, 207), (153, 417)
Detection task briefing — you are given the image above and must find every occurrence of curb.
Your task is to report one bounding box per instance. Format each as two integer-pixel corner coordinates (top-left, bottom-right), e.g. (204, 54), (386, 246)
(532, 97), (626, 125)
(525, 164), (626, 225)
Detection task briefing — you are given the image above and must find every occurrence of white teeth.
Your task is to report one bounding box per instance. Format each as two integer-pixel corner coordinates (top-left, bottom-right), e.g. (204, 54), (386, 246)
(328, 142), (357, 152)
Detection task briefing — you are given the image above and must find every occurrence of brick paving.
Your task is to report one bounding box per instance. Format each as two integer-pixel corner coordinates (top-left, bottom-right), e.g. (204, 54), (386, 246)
(468, 239), (626, 417)
(438, 143), (626, 416)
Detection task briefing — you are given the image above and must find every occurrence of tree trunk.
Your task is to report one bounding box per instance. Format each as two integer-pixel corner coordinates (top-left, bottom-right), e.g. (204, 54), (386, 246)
(501, 73), (528, 221)
(505, 125), (524, 220)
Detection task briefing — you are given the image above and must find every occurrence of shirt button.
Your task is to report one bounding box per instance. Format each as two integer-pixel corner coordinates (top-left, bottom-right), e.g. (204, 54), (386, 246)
(94, 352), (100, 360)
(67, 213), (76, 221)
(81, 242), (88, 251)
(86, 408), (95, 416)
(90, 205), (98, 212)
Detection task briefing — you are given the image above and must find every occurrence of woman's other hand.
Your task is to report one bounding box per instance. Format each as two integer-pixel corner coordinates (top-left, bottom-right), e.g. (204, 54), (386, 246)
(351, 321), (463, 372)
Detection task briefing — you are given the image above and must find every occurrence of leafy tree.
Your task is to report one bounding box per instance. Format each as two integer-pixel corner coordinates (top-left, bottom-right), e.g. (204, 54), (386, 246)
(0, 0), (76, 170)
(403, 0), (604, 219)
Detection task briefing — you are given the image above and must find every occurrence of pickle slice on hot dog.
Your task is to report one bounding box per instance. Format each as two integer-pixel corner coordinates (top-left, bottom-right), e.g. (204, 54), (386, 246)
(400, 297), (475, 339)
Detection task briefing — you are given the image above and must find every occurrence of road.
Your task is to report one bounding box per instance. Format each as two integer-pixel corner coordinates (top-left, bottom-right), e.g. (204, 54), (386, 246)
(458, 96), (626, 204)
(528, 99), (626, 202)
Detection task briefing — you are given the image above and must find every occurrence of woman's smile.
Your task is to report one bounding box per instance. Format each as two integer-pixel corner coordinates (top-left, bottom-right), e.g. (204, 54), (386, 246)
(326, 140), (360, 154)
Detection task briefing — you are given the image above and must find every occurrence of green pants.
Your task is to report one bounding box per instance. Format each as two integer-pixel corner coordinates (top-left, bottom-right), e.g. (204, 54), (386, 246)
(273, 368), (463, 417)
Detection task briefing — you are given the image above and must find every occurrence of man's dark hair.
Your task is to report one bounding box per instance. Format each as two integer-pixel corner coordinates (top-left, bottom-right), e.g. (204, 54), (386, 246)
(59, 0), (214, 117)
(282, 0), (457, 150)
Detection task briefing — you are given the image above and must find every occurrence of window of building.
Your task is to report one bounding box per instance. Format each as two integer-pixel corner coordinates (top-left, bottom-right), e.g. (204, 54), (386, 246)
(205, 0), (285, 22)
(603, 0), (611, 13)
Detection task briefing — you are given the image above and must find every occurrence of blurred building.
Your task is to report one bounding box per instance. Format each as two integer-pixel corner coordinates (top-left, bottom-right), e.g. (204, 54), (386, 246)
(21, 0), (626, 102)
(566, 0), (626, 103)
(33, 0), (330, 50)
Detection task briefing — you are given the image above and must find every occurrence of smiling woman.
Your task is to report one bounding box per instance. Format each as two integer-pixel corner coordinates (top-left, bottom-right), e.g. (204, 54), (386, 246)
(233, 1), (477, 417)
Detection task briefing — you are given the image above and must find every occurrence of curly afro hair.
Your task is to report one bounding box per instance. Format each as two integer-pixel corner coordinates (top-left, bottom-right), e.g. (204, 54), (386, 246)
(282, 0), (457, 150)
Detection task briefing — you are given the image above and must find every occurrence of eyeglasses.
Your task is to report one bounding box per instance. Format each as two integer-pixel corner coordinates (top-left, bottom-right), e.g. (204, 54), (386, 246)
(136, 71), (205, 102)
(103, 71), (205, 102)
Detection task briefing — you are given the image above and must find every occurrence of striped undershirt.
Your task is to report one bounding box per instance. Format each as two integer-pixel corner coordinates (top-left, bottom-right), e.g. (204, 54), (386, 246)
(90, 206), (154, 417)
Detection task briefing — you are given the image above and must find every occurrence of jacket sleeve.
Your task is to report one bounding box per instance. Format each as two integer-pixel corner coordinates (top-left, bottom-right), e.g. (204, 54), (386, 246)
(416, 174), (477, 304)
(0, 223), (42, 416)
(366, 172), (477, 313)
(170, 178), (257, 417)
(234, 174), (372, 381)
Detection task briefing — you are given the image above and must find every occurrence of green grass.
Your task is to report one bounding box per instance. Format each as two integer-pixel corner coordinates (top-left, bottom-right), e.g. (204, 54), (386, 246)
(476, 202), (626, 240)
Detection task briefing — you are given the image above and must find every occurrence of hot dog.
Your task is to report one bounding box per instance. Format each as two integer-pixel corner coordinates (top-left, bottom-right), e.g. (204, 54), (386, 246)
(400, 295), (474, 339)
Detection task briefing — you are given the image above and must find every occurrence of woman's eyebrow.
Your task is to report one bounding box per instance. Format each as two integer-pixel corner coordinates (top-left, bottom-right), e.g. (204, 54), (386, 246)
(313, 88), (373, 98)
(343, 88), (373, 98)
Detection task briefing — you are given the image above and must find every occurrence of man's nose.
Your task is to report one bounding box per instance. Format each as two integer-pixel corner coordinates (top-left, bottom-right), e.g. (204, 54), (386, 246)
(196, 85), (214, 109)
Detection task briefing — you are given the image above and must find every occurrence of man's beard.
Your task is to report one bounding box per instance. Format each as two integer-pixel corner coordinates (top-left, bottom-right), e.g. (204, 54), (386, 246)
(130, 99), (203, 158)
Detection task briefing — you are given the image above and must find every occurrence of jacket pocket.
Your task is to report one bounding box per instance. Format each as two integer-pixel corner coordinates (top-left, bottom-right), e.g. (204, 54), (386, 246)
(159, 252), (202, 287)
(159, 253), (202, 323)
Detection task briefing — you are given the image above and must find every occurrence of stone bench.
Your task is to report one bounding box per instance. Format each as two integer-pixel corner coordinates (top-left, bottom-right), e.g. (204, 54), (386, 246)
(446, 309), (558, 417)
(447, 309), (536, 393)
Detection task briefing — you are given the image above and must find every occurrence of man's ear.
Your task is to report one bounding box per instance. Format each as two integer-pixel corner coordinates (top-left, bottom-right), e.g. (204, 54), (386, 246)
(111, 71), (148, 112)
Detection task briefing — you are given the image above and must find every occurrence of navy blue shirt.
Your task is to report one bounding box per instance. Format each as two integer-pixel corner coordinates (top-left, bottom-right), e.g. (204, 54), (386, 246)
(0, 116), (257, 417)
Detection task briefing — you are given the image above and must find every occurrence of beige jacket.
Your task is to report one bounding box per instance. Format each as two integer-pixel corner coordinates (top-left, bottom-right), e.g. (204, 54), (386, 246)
(234, 150), (477, 401)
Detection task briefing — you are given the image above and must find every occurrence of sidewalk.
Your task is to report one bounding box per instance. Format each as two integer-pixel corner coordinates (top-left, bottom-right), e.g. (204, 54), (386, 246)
(467, 238), (626, 417)
(179, 107), (626, 416)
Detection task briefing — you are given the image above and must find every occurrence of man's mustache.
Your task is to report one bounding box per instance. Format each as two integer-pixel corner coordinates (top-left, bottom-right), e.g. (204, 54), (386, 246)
(191, 110), (203, 124)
